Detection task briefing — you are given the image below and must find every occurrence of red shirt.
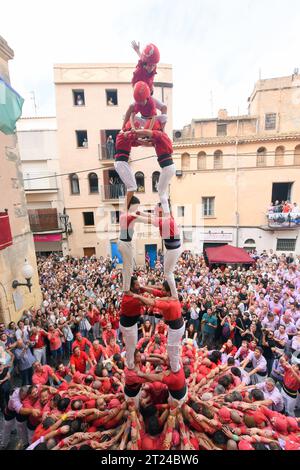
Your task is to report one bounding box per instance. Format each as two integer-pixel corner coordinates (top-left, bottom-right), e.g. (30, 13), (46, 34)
(131, 59), (156, 93)
(119, 213), (137, 241)
(30, 331), (47, 349)
(151, 130), (173, 157)
(134, 97), (157, 118)
(72, 337), (93, 353)
(162, 366), (186, 392)
(155, 216), (179, 241)
(92, 344), (105, 362)
(70, 351), (89, 373)
(87, 309), (100, 326)
(47, 330), (62, 351)
(102, 329), (117, 346)
(110, 314), (120, 330)
(121, 295), (144, 317)
(105, 343), (120, 357)
(125, 368), (147, 387)
(32, 365), (54, 386)
(283, 367), (300, 391)
(154, 299), (182, 322)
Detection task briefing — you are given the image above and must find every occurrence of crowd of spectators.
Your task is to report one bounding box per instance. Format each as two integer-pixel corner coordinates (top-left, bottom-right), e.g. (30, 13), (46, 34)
(0, 250), (300, 450)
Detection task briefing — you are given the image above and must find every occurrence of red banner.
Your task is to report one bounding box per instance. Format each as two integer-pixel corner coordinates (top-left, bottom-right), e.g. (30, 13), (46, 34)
(33, 233), (62, 242)
(0, 212), (13, 250)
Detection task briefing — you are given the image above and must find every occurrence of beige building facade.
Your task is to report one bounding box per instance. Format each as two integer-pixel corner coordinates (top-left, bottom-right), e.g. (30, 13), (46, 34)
(17, 117), (67, 255)
(54, 63), (173, 265)
(0, 37), (42, 324)
(171, 73), (300, 255)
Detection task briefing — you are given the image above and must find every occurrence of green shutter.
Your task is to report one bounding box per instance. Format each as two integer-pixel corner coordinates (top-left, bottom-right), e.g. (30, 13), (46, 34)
(0, 77), (24, 134)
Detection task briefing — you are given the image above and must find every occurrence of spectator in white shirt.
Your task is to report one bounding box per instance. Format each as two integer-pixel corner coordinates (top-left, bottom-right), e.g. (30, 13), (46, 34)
(240, 346), (268, 384)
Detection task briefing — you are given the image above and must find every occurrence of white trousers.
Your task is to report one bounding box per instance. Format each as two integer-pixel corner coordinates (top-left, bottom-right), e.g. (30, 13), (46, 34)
(118, 240), (134, 292)
(281, 389), (297, 417)
(158, 164), (176, 214)
(164, 246), (182, 298)
(120, 322), (138, 370)
(33, 347), (46, 365)
(114, 161), (137, 192)
(167, 323), (185, 373)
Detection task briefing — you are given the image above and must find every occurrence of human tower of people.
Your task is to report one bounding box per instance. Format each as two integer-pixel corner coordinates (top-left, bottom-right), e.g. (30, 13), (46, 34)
(1, 44), (300, 452)
(114, 41), (186, 407)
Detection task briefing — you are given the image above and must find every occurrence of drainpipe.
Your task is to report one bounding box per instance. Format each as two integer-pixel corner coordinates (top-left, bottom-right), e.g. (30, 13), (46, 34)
(235, 117), (240, 247)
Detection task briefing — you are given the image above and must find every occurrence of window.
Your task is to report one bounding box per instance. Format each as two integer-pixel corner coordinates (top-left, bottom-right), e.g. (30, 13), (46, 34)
(294, 145), (300, 165)
(217, 123), (227, 136)
(181, 153), (190, 171)
(271, 182), (293, 204)
(152, 171), (160, 192)
(83, 212), (95, 226)
(197, 151), (206, 170)
(276, 239), (296, 251)
(275, 146), (285, 166)
(88, 173), (99, 193)
(183, 231), (193, 242)
(256, 147), (266, 167)
(110, 210), (120, 224)
(106, 89), (118, 106)
(70, 173), (80, 194)
(76, 130), (88, 148)
(214, 150), (223, 169)
(177, 206), (185, 217)
(73, 89), (85, 106)
(202, 197), (215, 216)
(135, 172), (145, 193)
(265, 113), (276, 130)
(244, 239), (256, 245)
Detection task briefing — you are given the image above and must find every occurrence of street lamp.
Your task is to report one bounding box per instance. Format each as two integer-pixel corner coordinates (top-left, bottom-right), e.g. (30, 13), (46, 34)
(59, 212), (72, 235)
(12, 259), (34, 292)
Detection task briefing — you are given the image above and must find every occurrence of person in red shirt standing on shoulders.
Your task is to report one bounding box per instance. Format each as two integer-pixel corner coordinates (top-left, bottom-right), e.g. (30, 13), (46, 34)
(119, 276), (144, 370)
(131, 41), (160, 95)
(124, 349), (147, 407)
(70, 346), (94, 374)
(117, 196), (140, 293)
(135, 202), (181, 299)
(138, 357), (188, 407)
(134, 281), (185, 373)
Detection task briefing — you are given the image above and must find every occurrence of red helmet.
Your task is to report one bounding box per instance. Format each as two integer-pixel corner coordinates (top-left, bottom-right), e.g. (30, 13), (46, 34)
(133, 81), (150, 102)
(141, 43), (160, 64)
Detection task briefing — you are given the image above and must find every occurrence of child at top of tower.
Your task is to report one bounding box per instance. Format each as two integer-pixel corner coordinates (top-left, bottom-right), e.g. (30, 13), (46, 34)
(122, 81), (168, 132)
(131, 41), (160, 95)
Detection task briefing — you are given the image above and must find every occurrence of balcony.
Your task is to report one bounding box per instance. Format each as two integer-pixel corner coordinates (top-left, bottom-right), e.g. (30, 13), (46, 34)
(28, 208), (61, 233)
(102, 184), (125, 202)
(98, 144), (115, 162)
(23, 171), (58, 192)
(0, 211), (13, 251)
(267, 212), (300, 230)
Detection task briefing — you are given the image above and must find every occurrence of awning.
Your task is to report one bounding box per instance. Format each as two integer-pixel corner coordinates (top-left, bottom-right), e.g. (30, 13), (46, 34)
(0, 212), (13, 250)
(205, 244), (255, 265)
(33, 233), (62, 242)
(0, 76), (24, 134)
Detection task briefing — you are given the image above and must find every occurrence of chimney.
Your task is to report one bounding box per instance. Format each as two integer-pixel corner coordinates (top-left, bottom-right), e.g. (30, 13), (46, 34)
(218, 109), (228, 119)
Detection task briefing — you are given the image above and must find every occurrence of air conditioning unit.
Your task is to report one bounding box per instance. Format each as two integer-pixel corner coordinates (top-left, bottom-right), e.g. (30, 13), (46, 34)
(173, 130), (182, 140)
(176, 170), (183, 177)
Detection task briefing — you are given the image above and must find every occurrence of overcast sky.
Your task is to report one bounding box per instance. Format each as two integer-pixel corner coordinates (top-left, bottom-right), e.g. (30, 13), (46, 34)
(1, 0), (300, 127)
